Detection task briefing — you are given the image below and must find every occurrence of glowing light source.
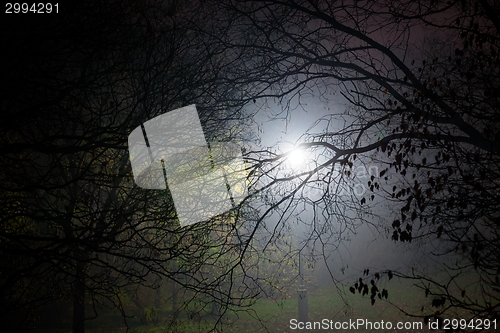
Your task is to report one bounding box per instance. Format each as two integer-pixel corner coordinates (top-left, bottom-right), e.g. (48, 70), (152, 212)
(287, 147), (306, 169)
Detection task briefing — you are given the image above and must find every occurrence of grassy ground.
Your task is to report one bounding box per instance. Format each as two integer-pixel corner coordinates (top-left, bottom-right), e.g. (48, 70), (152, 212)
(34, 277), (495, 333)
(31, 278), (430, 332)
(217, 278), (431, 333)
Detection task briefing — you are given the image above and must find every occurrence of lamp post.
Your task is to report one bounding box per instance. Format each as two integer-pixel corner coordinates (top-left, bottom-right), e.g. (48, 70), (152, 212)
(298, 248), (308, 323)
(286, 146), (309, 324)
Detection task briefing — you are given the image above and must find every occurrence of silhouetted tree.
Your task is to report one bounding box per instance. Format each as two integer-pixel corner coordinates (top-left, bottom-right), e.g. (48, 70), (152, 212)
(0, 1), (261, 332)
(195, 0), (500, 324)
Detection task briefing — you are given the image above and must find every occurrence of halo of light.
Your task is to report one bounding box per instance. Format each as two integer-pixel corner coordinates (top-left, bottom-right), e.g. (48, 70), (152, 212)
(287, 147), (306, 169)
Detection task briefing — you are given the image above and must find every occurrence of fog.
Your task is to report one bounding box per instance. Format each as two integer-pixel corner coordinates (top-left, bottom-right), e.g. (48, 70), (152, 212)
(247, 93), (449, 295)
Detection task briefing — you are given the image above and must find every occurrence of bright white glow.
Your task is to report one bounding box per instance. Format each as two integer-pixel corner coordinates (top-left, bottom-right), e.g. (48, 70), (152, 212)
(287, 147), (306, 169)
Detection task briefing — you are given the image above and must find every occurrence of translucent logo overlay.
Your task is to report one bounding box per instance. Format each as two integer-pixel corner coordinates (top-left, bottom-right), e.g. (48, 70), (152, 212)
(128, 105), (248, 227)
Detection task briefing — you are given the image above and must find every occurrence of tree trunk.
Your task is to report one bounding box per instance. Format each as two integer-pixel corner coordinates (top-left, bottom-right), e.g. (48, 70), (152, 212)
(73, 254), (85, 333)
(211, 290), (220, 319)
(171, 261), (178, 316)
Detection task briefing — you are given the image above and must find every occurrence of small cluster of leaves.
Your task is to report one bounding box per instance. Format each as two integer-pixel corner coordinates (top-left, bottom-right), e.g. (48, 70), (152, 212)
(349, 270), (392, 305)
(431, 297), (446, 308)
